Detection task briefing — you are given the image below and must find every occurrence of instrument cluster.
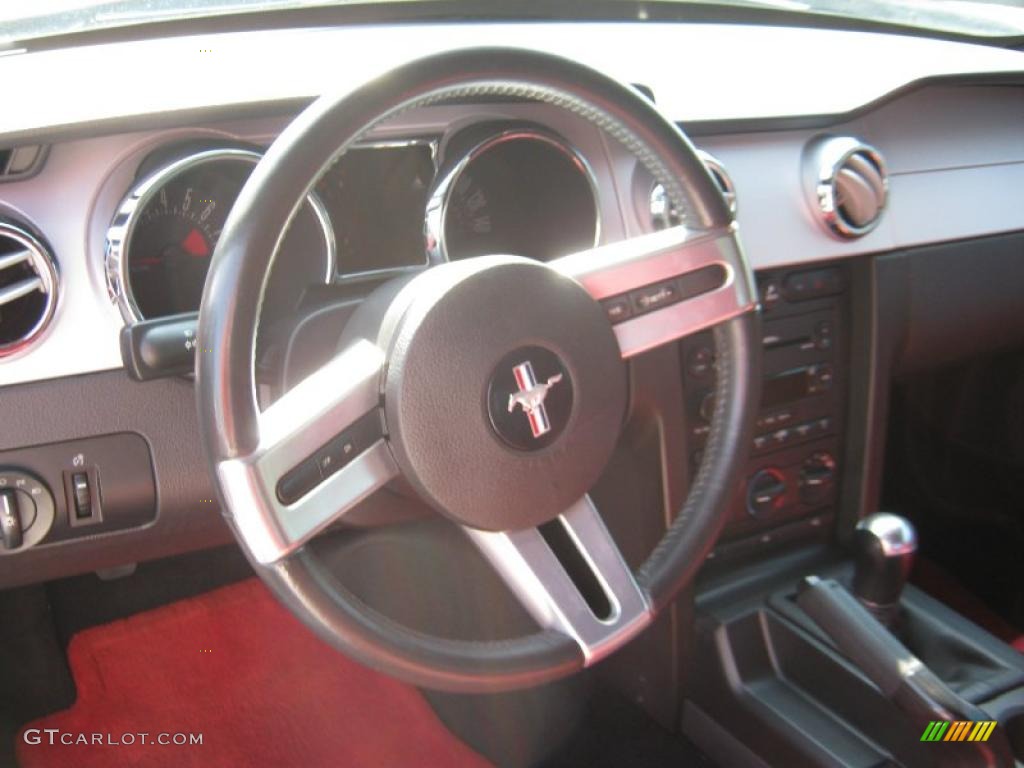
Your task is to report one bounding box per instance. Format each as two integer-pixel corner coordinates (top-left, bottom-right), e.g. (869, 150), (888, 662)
(105, 123), (601, 322)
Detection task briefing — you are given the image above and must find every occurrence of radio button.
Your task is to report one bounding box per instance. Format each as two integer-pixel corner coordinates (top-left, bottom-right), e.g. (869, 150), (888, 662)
(808, 364), (834, 394)
(783, 268), (843, 302)
(759, 278), (781, 311)
(814, 320), (834, 350)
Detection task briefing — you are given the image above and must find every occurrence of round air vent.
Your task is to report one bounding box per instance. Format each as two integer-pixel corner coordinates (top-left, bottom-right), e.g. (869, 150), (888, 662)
(650, 149), (736, 230)
(0, 219), (58, 358)
(804, 136), (888, 239)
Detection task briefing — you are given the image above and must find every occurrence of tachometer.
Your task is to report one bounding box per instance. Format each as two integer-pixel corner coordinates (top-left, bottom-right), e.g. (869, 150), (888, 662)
(429, 128), (599, 263)
(106, 148), (333, 322)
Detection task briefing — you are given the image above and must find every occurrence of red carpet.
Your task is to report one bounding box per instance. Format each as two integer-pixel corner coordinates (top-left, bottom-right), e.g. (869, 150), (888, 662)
(16, 578), (491, 768)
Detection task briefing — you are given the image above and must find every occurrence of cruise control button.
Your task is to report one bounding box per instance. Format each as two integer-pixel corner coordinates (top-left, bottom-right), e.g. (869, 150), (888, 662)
(602, 297), (632, 324)
(676, 264), (727, 300)
(277, 460), (322, 505)
(630, 280), (680, 314)
(315, 433), (358, 479)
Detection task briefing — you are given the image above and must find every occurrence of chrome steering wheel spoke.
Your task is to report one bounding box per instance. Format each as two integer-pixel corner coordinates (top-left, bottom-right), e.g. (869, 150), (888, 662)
(217, 339), (398, 564)
(552, 224), (756, 358)
(465, 495), (652, 664)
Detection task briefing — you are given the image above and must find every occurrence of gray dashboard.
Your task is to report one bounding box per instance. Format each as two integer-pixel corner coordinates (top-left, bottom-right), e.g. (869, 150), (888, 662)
(1, 19), (1024, 587)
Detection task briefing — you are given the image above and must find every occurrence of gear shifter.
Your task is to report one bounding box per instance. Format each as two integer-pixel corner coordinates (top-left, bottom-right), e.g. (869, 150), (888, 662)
(852, 512), (917, 625)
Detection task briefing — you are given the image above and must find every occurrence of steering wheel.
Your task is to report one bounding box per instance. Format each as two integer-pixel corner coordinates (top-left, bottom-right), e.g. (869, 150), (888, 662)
(197, 48), (760, 693)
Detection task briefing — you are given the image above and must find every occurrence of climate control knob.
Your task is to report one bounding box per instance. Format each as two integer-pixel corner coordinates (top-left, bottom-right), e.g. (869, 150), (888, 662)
(799, 451), (837, 505)
(746, 468), (786, 519)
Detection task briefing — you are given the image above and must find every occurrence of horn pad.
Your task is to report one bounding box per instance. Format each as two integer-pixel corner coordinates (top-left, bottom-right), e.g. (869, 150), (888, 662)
(380, 257), (627, 531)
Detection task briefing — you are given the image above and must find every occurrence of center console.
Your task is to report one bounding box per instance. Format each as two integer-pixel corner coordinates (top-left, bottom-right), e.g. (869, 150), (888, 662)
(681, 263), (849, 561)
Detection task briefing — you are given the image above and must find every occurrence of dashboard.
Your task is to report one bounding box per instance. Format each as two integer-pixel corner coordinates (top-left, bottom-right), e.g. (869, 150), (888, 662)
(2, 19), (1024, 587)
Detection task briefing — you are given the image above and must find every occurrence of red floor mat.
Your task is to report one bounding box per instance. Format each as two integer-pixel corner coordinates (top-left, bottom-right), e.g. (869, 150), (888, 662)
(16, 578), (491, 768)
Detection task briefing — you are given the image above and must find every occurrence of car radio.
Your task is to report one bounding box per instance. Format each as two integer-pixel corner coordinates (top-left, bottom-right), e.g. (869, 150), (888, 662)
(681, 263), (848, 559)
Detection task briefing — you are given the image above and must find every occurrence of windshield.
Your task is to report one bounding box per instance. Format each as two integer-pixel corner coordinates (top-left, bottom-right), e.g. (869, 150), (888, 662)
(3, 0), (1024, 44)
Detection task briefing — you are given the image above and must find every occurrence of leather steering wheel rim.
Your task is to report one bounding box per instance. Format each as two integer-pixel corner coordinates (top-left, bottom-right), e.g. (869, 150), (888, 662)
(196, 47), (761, 693)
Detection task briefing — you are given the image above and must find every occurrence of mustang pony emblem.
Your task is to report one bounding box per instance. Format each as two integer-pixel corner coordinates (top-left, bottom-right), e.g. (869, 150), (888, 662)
(507, 361), (564, 439)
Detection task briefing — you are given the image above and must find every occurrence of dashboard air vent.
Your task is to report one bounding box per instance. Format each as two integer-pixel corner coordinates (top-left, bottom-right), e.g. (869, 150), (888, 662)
(650, 149), (736, 229)
(804, 136), (887, 239)
(0, 220), (58, 358)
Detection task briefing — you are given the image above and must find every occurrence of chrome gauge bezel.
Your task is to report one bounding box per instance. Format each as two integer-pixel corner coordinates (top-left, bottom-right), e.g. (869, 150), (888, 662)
(105, 147), (335, 324)
(645, 148), (737, 231)
(425, 127), (602, 263)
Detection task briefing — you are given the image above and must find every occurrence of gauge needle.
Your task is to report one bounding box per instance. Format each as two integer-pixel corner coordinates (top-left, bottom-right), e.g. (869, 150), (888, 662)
(182, 227), (210, 257)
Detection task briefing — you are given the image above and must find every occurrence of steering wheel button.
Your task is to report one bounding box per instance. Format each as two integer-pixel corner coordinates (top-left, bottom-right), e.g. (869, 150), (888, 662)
(629, 280), (680, 315)
(315, 435), (356, 479)
(276, 460), (322, 506)
(676, 264), (727, 301)
(602, 297), (632, 324)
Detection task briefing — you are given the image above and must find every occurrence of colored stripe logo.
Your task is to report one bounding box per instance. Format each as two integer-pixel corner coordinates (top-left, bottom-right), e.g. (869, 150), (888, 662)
(920, 721), (997, 742)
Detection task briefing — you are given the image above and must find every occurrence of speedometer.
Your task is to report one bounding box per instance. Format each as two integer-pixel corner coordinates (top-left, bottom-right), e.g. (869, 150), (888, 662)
(106, 148), (333, 322)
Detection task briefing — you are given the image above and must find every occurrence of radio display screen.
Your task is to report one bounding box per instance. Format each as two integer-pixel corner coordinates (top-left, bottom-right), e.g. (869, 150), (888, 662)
(762, 368), (810, 407)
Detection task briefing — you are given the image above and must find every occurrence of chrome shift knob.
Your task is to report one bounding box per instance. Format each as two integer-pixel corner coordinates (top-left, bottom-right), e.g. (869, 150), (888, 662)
(852, 513), (917, 623)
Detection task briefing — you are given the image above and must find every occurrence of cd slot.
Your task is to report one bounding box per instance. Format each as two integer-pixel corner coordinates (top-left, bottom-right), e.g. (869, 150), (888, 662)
(761, 309), (836, 374)
(763, 334), (814, 352)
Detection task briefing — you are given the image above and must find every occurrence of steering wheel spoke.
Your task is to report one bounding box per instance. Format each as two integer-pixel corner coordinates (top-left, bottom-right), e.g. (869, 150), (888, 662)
(217, 340), (398, 564)
(552, 224), (756, 358)
(465, 495), (652, 664)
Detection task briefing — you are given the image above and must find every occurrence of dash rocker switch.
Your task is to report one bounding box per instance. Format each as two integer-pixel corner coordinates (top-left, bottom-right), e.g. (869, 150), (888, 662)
(72, 473), (91, 519)
(65, 470), (100, 527)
